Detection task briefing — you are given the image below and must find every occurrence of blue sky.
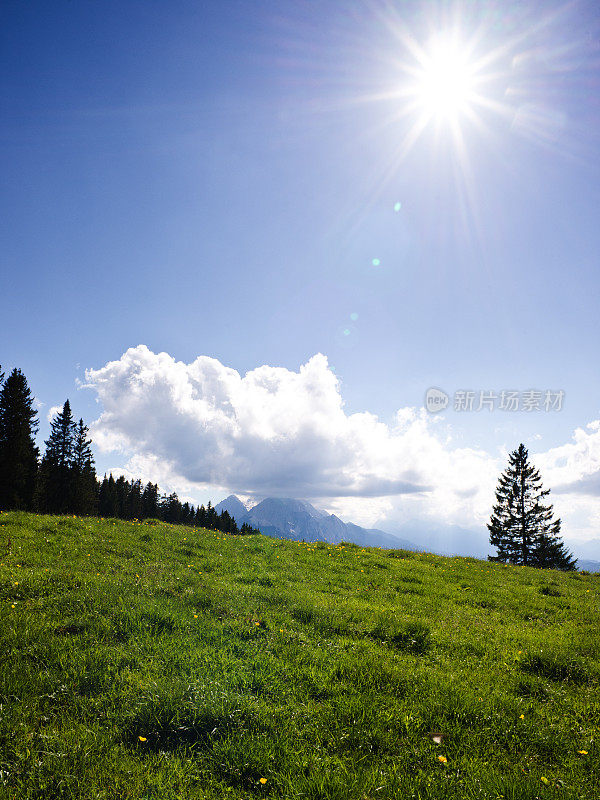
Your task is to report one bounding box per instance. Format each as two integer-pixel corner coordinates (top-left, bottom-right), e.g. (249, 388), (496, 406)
(2, 1), (599, 554)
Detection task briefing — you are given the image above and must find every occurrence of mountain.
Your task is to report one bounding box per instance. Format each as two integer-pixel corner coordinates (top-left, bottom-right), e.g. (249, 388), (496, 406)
(214, 495), (600, 566)
(214, 494), (249, 520)
(216, 495), (422, 550)
(344, 522), (421, 551)
(577, 559), (600, 573)
(244, 498), (346, 543)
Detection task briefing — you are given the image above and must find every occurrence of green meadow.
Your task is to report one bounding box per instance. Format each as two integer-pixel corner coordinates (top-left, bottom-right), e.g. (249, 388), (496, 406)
(0, 511), (598, 799)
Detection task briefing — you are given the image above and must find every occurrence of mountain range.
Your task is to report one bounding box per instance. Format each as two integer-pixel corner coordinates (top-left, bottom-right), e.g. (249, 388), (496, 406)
(214, 495), (421, 550)
(215, 495), (600, 571)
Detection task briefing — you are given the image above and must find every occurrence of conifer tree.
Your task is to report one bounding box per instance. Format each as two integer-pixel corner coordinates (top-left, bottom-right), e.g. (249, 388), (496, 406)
(126, 479), (143, 520)
(164, 492), (181, 523)
(488, 443), (576, 570)
(142, 482), (159, 519)
(195, 504), (207, 528)
(219, 509), (238, 534)
(72, 419), (97, 515)
(205, 500), (217, 530)
(181, 501), (193, 525)
(240, 522), (259, 535)
(98, 474), (118, 518)
(98, 475), (110, 516)
(115, 476), (129, 518)
(0, 368), (39, 510)
(38, 400), (77, 513)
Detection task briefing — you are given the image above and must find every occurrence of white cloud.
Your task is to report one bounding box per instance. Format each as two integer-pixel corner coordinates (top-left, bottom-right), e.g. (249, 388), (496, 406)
(538, 420), (600, 493)
(84, 346), (600, 552)
(47, 405), (62, 422)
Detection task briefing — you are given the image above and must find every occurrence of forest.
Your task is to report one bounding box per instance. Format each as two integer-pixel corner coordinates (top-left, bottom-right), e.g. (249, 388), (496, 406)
(0, 365), (258, 535)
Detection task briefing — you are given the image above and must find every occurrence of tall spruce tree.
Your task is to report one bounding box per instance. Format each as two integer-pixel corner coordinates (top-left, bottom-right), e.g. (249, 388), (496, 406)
(0, 368), (39, 510)
(72, 419), (97, 515)
(38, 400), (77, 513)
(488, 443), (576, 570)
(142, 482), (160, 519)
(115, 476), (129, 518)
(98, 474), (118, 518)
(164, 492), (182, 523)
(126, 479), (143, 520)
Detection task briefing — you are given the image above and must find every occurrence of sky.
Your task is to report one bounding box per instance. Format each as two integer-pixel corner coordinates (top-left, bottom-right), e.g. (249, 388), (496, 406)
(2, 0), (599, 557)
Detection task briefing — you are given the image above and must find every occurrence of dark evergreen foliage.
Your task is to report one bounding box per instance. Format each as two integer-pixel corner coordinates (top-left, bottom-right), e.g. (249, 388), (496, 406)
(0, 368), (39, 510)
(92, 472), (260, 534)
(488, 443), (576, 570)
(126, 479), (143, 520)
(0, 366), (257, 535)
(163, 492), (182, 523)
(38, 400), (77, 514)
(98, 474), (118, 517)
(142, 482), (160, 519)
(72, 419), (97, 515)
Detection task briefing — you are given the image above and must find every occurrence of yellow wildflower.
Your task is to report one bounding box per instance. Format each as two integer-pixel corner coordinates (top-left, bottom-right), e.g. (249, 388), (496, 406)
(577, 750), (588, 754)
(259, 778), (267, 784)
(138, 736), (147, 742)
(437, 756), (447, 763)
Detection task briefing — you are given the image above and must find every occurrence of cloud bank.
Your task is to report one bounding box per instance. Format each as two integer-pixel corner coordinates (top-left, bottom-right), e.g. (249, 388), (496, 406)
(84, 346), (600, 549)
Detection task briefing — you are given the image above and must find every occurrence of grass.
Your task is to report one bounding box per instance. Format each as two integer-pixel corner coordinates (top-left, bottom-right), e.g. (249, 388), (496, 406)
(0, 511), (598, 799)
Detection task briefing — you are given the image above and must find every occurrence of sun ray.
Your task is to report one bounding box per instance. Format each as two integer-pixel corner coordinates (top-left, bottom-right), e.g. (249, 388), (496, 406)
(313, 1), (597, 256)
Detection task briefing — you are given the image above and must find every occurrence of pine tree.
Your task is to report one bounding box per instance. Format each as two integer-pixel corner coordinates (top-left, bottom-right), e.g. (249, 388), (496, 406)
(0, 368), (39, 510)
(219, 509), (238, 534)
(98, 475), (110, 516)
(38, 400), (77, 513)
(126, 479), (143, 520)
(164, 493), (181, 523)
(72, 419), (97, 515)
(488, 443), (576, 570)
(205, 500), (217, 530)
(98, 474), (118, 518)
(181, 502), (193, 525)
(115, 476), (129, 518)
(195, 504), (207, 528)
(142, 482), (159, 519)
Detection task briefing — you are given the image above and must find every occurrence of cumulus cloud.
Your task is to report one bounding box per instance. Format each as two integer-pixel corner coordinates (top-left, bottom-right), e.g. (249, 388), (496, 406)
(84, 346), (600, 550)
(539, 421), (600, 496)
(84, 346), (491, 502)
(47, 405), (62, 422)
(554, 472), (600, 496)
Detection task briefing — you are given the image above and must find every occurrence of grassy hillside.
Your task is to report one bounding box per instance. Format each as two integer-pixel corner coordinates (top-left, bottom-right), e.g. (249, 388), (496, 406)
(0, 512), (598, 799)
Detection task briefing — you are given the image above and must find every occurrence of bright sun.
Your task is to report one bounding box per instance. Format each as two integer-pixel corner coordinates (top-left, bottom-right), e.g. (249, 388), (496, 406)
(412, 37), (476, 122)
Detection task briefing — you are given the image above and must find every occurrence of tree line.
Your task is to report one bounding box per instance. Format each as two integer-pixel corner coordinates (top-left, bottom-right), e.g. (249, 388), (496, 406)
(0, 364), (580, 566)
(0, 365), (258, 535)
